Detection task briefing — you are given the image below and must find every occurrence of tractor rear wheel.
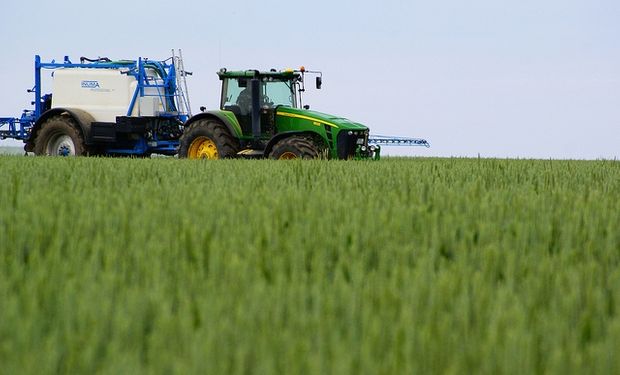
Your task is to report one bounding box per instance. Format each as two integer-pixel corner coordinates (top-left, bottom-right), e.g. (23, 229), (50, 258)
(33, 116), (87, 156)
(178, 119), (239, 159)
(269, 136), (319, 159)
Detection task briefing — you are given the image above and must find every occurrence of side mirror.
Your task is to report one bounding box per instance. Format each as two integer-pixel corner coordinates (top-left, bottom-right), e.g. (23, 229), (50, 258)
(316, 76), (322, 89)
(303, 105), (310, 110)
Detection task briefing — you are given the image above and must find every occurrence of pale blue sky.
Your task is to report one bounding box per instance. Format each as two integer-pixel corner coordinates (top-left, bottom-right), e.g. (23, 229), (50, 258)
(1, 0), (618, 158)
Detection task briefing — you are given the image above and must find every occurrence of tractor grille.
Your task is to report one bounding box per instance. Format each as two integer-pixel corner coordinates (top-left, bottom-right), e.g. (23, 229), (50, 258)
(337, 131), (367, 159)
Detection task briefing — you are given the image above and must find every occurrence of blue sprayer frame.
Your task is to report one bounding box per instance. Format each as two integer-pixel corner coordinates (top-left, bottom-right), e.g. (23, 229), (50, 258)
(0, 55), (188, 154)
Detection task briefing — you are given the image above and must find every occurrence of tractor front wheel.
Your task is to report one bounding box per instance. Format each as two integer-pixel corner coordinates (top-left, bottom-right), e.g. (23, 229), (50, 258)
(178, 120), (239, 159)
(33, 116), (87, 156)
(269, 136), (319, 160)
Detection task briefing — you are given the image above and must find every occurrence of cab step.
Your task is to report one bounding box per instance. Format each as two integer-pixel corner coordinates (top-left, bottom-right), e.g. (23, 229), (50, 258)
(236, 149), (264, 158)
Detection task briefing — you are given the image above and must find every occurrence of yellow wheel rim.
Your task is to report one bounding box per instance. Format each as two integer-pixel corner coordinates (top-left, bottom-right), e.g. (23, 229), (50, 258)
(278, 151), (298, 160)
(188, 137), (219, 159)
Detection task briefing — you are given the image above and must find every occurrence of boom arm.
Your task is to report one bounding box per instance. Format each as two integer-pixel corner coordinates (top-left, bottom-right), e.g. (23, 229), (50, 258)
(368, 135), (430, 147)
(0, 117), (28, 140)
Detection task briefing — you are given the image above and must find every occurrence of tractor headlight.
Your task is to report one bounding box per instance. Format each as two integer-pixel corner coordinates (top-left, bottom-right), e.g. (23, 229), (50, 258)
(369, 145), (376, 152)
(348, 131), (353, 135)
(361, 146), (367, 152)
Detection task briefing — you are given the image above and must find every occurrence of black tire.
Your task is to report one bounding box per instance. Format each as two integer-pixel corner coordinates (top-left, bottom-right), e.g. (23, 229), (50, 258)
(178, 119), (240, 159)
(33, 116), (87, 156)
(269, 136), (319, 159)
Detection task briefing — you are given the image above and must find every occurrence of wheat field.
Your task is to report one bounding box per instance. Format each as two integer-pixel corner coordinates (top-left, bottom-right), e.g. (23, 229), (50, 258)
(0, 156), (618, 374)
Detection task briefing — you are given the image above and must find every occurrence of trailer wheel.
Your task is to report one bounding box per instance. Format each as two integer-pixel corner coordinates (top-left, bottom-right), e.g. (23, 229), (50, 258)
(179, 119), (239, 159)
(269, 136), (319, 159)
(33, 116), (87, 156)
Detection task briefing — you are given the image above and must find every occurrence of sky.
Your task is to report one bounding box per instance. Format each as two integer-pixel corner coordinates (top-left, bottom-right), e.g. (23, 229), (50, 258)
(0, 0), (618, 159)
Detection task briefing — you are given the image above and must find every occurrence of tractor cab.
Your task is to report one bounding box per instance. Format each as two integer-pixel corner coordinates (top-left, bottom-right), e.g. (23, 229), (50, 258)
(218, 69), (305, 138)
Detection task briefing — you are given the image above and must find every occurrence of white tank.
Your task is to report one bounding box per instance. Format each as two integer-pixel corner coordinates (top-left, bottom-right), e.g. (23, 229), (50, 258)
(51, 68), (166, 122)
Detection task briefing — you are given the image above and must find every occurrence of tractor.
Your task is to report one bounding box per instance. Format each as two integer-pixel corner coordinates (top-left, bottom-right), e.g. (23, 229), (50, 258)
(178, 68), (381, 160)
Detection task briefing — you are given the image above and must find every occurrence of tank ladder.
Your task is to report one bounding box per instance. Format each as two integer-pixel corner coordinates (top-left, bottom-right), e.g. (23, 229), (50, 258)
(171, 49), (192, 119)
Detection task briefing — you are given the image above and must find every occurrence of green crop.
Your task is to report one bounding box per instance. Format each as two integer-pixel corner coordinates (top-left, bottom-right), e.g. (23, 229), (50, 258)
(0, 157), (618, 374)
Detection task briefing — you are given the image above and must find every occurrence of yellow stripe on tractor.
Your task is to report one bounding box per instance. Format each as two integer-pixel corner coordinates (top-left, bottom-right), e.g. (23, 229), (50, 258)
(277, 112), (339, 128)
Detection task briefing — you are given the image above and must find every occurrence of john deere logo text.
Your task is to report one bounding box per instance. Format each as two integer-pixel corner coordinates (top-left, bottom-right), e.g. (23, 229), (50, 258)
(81, 80), (100, 89)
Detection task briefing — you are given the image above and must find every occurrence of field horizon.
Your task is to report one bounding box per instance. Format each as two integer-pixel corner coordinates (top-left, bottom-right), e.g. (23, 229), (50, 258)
(1, 143), (619, 161)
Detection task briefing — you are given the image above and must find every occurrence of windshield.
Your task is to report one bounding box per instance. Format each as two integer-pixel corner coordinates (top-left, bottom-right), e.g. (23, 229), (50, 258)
(221, 78), (297, 113)
(262, 79), (296, 108)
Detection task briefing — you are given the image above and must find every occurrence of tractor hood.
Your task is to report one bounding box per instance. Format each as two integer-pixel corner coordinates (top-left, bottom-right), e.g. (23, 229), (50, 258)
(277, 107), (369, 131)
(274, 106), (379, 160)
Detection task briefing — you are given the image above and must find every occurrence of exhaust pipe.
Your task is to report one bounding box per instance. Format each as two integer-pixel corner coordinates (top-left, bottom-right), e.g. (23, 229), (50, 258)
(250, 77), (261, 145)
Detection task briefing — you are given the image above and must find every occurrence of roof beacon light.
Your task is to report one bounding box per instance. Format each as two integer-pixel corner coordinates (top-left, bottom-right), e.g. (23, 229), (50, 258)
(300, 66), (306, 73)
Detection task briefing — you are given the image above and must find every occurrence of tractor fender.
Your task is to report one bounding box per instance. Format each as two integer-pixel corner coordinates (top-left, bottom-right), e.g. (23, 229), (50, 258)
(26, 108), (96, 151)
(184, 111), (243, 139)
(264, 131), (322, 157)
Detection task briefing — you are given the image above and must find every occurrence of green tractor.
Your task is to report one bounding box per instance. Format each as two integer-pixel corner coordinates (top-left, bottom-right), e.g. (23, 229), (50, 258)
(178, 67), (380, 160)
